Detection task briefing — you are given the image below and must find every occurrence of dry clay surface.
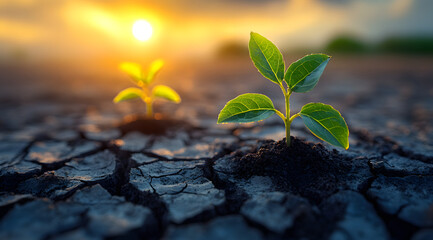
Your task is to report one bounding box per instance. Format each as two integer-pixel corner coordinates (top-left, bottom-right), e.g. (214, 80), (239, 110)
(0, 57), (432, 239)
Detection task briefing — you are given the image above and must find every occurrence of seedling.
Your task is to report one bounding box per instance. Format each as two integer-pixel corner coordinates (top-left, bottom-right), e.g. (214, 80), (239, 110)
(113, 60), (181, 118)
(218, 32), (349, 149)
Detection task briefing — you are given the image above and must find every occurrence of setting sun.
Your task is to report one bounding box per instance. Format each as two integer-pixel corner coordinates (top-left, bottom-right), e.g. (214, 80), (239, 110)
(132, 19), (153, 41)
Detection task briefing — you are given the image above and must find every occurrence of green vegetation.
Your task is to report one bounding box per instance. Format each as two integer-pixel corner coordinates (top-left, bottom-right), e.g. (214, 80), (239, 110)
(325, 35), (368, 54)
(325, 35), (433, 55)
(218, 32), (349, 149)
(378, 36), (433, 54)
(113, 60), (181, 118)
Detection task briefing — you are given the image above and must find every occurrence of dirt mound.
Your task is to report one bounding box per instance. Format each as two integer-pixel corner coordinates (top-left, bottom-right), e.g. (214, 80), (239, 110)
(233, 137), (352, 203)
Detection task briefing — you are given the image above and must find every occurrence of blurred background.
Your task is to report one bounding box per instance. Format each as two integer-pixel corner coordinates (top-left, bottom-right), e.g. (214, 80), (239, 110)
(1, 0), (433, 62)
(0, 0), (432, 143)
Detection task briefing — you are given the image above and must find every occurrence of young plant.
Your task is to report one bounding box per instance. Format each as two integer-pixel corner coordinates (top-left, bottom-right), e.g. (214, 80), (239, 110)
(113, 60), (181, 118)
(217, 32), (349, 149)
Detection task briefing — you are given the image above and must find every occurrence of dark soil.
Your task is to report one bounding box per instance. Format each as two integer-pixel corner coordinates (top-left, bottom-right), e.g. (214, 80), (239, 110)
(231, 137), (351, 203)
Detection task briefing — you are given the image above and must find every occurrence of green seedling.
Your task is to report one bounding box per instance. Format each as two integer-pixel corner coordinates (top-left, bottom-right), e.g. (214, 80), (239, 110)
(218, 32), (349, 149)
(113, 60), (181, 118)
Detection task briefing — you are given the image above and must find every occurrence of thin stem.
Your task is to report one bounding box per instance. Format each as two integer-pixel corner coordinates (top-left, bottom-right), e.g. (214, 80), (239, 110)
(289, 113), (300, 123)
(278, 83), (287, 95)
(142, 86), (153, 118)
(274, 110), (286, 121)
(146, 99), (153, 118)
(284, 90), (291, 146)
(285, 120), (291, 146)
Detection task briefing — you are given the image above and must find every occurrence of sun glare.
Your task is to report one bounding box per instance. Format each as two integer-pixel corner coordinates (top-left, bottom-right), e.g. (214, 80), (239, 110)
(132, 19), (153, 41)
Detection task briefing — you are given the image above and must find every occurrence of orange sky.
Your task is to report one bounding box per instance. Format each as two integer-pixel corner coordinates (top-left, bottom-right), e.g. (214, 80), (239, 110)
(0, 0), (432, 63)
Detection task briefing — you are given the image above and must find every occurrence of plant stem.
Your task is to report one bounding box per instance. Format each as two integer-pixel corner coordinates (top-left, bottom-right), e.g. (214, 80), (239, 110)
(284, 90), (291, 146)
(289, 113), (300, 123)
(146, 99), (153, 118)
(285, 118), (291, 146)
(274, 110), (286, 121)
(143, 86), (153, 118)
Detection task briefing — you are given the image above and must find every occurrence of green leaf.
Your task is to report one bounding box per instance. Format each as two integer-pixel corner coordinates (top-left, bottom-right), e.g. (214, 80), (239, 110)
(145, 59), (164, 84)
(249, 32), (285, 84)
(119, 62), (144, 86)
(285, 54), (330, 93)
(299, 103), (349, 149)
(152, 85), (181, 103)
(113, 88), (144, 103)
(217, 93), (276, 124)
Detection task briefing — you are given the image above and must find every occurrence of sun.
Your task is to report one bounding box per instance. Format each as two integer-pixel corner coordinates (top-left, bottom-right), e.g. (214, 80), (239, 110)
(132, 19), (153, 41)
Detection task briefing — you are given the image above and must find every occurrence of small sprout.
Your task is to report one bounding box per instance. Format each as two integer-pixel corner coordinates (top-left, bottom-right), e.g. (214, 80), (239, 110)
(218, 32), (349, 149)
(114, 60), (181, 118)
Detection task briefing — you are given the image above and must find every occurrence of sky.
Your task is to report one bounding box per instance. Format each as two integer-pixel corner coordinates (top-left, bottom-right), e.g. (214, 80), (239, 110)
(0, 0), (432, 62)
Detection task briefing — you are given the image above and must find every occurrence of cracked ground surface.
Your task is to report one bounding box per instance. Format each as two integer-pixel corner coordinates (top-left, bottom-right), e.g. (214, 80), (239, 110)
(0, 56), (432, 239)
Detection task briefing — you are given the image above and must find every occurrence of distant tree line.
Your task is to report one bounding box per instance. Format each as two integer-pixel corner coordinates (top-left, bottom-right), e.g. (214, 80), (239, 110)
(325, 35), (433, 55)
(214, 35), (433, 59)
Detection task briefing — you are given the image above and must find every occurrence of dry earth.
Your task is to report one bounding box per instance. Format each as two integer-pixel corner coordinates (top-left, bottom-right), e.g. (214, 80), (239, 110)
(0, 56), (432, 240)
